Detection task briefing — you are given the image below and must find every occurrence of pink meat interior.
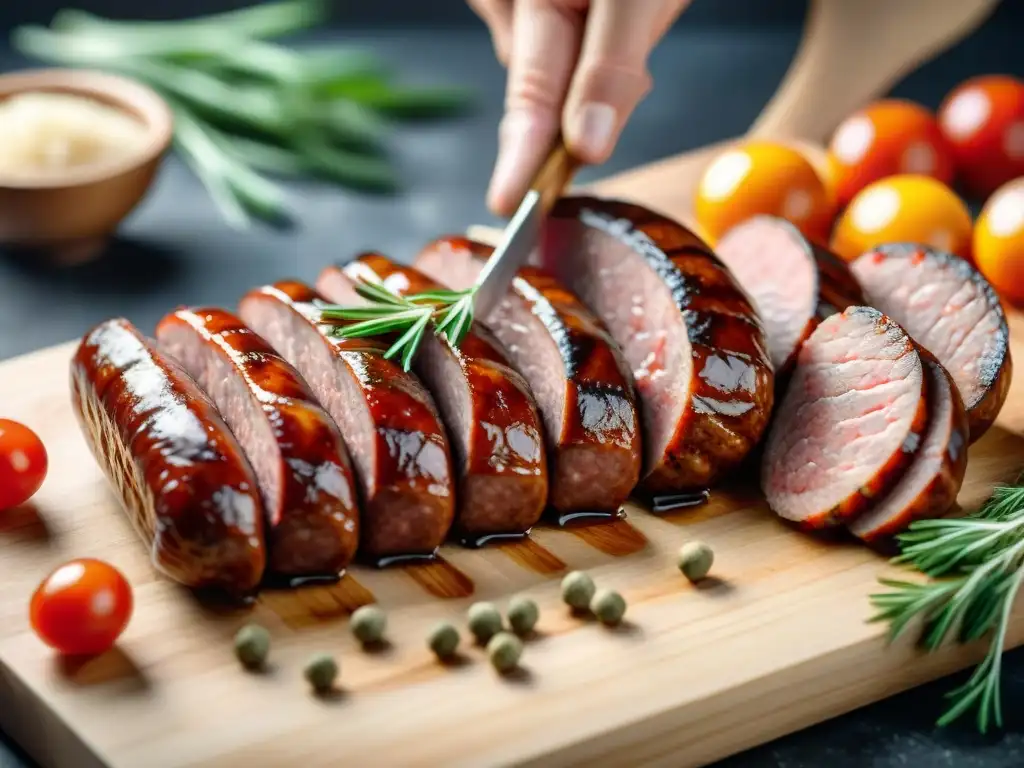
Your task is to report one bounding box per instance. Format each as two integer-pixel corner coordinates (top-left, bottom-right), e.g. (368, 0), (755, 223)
(416, 247), (569, 442)
(851, 250), (1004, 412)
(317, 265), (474, 471)
(761, 307), (923, 522)
(239, 292), (376, 489)
(849, 358), (961, 537)
(715, 217), (817, 371)
(541, 218), (689, 472)
(157, 318), (284, 522)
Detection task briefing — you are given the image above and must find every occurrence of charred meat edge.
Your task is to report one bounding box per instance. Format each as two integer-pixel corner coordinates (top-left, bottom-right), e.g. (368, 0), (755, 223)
(413, 235), (642, 513)
(239, 281), (456, 558)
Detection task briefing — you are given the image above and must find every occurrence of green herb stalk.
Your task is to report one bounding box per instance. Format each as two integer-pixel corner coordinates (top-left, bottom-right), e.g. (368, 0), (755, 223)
(870, 483), (1024, 732)
(11, 1), (473, 228)
(317, 279), (476, 371)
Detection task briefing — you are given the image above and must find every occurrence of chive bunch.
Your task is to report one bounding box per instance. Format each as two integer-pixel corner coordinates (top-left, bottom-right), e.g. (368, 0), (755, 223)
(12, 1), (473, 228)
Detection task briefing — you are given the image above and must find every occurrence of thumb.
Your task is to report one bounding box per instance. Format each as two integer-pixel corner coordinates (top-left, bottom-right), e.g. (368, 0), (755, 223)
(563, 0), (688, 164)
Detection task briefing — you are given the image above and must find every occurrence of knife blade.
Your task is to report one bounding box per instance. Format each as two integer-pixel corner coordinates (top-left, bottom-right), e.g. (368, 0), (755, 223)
(471, 141), (578, 320)
(472, 188), (542, 319)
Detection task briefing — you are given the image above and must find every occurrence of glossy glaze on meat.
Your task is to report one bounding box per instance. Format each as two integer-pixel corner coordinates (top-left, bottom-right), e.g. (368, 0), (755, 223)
(414, 235), (642, 512)
(156, 308), (360, 576)
(70, 318), (266, 593)
(540, 196), (775, 493)
(238, 281), (455, 558)
(318, 254), (549, 536)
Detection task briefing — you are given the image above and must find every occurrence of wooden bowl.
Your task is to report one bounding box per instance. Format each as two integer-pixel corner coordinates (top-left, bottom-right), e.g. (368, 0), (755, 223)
(0, 68), (173, 263)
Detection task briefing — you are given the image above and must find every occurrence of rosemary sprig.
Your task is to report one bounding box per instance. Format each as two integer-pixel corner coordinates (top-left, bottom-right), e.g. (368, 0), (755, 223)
(317, 280), (475, 371)
(869, 483), (1024, 732)
(11, 1), (473, 228)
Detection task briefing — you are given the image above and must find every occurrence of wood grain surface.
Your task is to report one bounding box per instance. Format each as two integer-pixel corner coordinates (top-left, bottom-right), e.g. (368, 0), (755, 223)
(0, 301), (1022, 768)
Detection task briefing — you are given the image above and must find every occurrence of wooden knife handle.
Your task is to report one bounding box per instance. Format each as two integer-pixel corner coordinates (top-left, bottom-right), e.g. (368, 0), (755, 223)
(530, 140), (579, 213)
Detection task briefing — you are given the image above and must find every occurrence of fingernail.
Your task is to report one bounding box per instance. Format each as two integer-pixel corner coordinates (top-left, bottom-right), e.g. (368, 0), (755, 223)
(569, 102), (618, 162)
(488, 110), (535, 214)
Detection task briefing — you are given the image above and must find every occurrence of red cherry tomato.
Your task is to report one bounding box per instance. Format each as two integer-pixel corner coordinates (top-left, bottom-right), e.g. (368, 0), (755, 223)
(31, 559), (133, 656)
(827, 99), (954, 207)
(938, 75), (1024, 198)
(0, 419), (48, 511)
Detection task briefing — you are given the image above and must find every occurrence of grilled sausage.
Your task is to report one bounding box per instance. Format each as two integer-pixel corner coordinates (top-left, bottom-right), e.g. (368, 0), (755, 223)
(413, 235), (642, 513)
(848, 350), (969, 542)
(850, 243), (1012, 442)
(540, 196), (774, 493)
(238, 281), (455, 558)
(715, 215), (865, 376)
(156, 308), (360, 576)
(317, 254), (549, 538)
(761, 307), (930, 529)
(70, 318), (266, 594)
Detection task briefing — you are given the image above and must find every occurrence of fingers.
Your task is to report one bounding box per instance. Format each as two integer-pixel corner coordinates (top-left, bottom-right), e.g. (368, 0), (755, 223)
(486, 0), (584, 216)
(467, 0), (513, 65)
(563, 0), (690, 164)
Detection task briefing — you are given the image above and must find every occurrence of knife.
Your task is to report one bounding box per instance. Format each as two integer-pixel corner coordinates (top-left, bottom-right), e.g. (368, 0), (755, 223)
(472, 141), (579, 319)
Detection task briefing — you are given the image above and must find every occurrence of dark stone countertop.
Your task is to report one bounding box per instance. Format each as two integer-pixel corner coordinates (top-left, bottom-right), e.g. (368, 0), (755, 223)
(2, 16), (1024, 768)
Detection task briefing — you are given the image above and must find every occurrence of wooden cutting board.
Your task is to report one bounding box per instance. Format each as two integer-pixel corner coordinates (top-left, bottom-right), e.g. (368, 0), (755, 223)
(2, 203), (1024, 768)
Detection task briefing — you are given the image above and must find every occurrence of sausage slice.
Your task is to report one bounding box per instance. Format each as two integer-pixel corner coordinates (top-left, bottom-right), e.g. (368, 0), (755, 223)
(850, 243), (1012, 442)
(540, 196), (774, 492)
(848, 351), (969, 542)
(761, 306), (930, 529)
(238, 281), (455, 558)
(71, 318), (266, 594)
(413, 235), (642, 513)
(715, 215), (865, 375)
(156, 308), (360, 576)
(317, 254), (549, 537)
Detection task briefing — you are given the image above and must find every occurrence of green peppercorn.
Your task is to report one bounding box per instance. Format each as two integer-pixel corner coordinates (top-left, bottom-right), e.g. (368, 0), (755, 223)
(507, 595), (539, 636)
(350, 604), (387, 645)
(561, 570), (595, 611)
(677, 540), (714, 581)
(590, 589), (627, 626)
(233, 623), (270, 670)
(487, 631), (523, 674)
(428, 621), (460, 660)
(303, 652), (338, 694)
(467, 601), (503, 644)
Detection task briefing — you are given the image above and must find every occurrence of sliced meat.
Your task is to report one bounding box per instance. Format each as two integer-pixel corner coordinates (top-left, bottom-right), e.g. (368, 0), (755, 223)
(238, 281), (455, 559)
(156, 308), (360, 576)
(848, 351), (969, 542)
(70, 318), (266, 594)
(850, 243), (1011, 443)
(317, 253), (548, 537)
(761, 306), (930, 529)
(413, 235), (642, 513)
(715, 215), (865, 374)
(540, 196), (775, 493)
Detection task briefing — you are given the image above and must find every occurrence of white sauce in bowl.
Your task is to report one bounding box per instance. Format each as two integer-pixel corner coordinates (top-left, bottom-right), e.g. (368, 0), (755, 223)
(0, 91), (149, 178)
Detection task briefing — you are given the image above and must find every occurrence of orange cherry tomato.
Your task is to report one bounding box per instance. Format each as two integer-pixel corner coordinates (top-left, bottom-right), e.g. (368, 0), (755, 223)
(830, 175), (973, 262)
(938, 75), (1024, 198)
(695, 141), (835, 245)
(0, 419), (48, 511)
(974, 177), (1024, 304)
(827, 99), (954, 208)
(31, 558), (133, 656)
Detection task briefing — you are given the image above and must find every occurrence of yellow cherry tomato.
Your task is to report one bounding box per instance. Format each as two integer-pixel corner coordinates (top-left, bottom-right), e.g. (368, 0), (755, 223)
(830, 175), (973, 262)
(974, 177), (1024, 303)
(695, 141), (835, 245)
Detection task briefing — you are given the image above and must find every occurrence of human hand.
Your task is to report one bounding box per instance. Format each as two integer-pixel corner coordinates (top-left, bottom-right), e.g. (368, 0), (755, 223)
(469, 0), (691, 215)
